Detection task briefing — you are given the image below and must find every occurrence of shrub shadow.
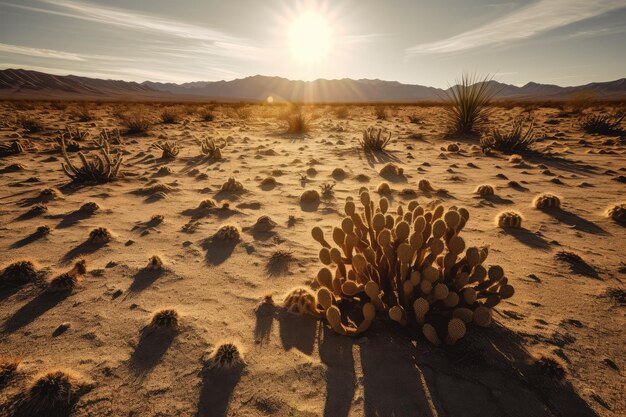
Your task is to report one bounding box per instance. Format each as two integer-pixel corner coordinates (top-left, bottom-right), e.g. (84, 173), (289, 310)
(196, 367), (243, 417)
(129, 327), (177, 375)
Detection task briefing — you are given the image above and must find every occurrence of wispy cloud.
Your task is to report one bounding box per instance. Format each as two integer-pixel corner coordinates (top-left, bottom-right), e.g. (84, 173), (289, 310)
(0, 43), (85, 61)
(406, 0), (626, 56)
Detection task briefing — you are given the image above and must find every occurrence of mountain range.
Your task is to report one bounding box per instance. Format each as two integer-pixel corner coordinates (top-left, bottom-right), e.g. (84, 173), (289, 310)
(1, 68), (625, 102)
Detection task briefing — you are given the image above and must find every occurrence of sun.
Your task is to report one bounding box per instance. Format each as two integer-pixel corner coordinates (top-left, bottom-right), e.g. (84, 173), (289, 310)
(288, 11), (332, 64)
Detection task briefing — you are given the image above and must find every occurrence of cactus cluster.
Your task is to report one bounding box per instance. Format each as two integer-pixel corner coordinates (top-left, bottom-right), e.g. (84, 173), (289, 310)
(150, 309), (179, 328)
(533, 193), (561, 209)
(221, 177), (244, 192)
(88, 227), (112, 244)
(1, 260), (39, 286)
(475, 184), (495, 197)
(303, 191), (513, 344)
(215, 224), (240, 241)
(208, 342), (245, 369)
(496, 211), (523, 228)
(46, 260), (87, 293)
(607, 203), (625, 224)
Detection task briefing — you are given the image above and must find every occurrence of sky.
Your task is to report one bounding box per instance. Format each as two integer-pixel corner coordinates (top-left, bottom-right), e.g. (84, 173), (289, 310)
(0, 0), (625, 87)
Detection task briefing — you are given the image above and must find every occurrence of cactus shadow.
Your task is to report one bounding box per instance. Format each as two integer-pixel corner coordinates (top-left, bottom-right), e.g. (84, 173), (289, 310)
(61, 240), (107, 264)
(300, 200), (321, 212)
(126, 268), (165, 294)
(543, 208), (608, 235)
(319, 326), (356, 417)
(2, 291), (69, 334)
(196, 367), (242, 417)
(10, 230), (48, 249)
(201, 238), (238, 266)
(253, 301), (275, 345)
(502, 228), (551, 250)
(129, 327), (176, 375)
(54, 209), (94, 229)
(278, 310), (318, 355)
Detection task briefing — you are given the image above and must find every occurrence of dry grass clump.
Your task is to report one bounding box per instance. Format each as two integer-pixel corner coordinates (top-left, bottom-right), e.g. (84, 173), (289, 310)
(360, 127), (392, 151)
(443, 73), (497, 135)
(88, 227), (112, 244)
(496, 211), (523, 228)
(46, 260), (87, 293)
(198, 107), (215, 122)
(150, 309), (179, 328)
(533, 193), (561, 210)
(579, 111), (625, 135)
(208, 342), (245, 369)
(159, 107), (182, 124)
(1, 260), (39, 286)
(302, 191), (513, 344)
(16, 115), (44, 133)
(121, 111), (152, 134)
(15, 370), (86, 417)
(287, 112), (310, 134)
(0, 357), (20, 386)
(60, 135), (122, 183)
(481, 118), (536, 154)
(374, 106), (388, 120)
(154, 140), (180, 159)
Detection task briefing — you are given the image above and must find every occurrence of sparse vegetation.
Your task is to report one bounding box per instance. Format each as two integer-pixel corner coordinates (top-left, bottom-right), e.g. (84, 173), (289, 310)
(286, 112), (310, 134)
(199, 137), (224, 159)
(154, 140), (180, 159)
(121, 111), (152, 134)
(60, 135), (123, 183)
(150, 309), (179, 328)
(360, 127), (392, 151)
(15, 370), (86, 417)
(208, 342), (245, 369)
(160, 107), (181, 124)
(16, 115), (44, 133)
(481, 118), (537, 154)
(579, 111), (625, 135)
(443, 73), (497, 135)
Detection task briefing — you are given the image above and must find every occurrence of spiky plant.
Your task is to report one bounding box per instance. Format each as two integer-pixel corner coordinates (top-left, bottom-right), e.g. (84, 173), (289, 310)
(17, 370), (84, 416)
(287, 112), (310, 134)
(1, 260), (39, 286)
(579, 111), (625, 135)
(360, 127), (392, 151)
(199, 108), (215, 122)
(443, 73), (498, 135)
(121, 111), (152, 134)
(198, 137), (224, 159)
(208, 342), (245, 369)
(374, 106), (388, 120)
(160, 107), (181, 124)
(0, 357), (20, 386)
(154, 141), (180, 159)
(480, 118), (537, 154)
(60, 135), (122, 183)
(150, 309), (179, 328)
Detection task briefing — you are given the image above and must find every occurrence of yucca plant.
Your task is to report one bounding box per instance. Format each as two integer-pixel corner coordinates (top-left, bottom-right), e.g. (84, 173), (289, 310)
(443, 73), (498, 135)
(579, 111), (625, 135)
(480, 118), (536, 154)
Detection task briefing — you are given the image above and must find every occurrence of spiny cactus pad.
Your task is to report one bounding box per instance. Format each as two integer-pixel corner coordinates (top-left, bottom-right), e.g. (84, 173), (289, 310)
(308, 191), (513, 344)
(283, 287), (320, 316)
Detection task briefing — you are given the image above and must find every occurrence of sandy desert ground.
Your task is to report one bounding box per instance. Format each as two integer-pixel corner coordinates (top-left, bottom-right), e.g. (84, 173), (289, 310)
(0, 101), (624, 417)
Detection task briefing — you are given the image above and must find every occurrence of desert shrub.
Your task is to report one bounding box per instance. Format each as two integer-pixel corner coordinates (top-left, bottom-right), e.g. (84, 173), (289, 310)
(579, 111), (624, 135)
(568, 92), (596, 114)
(232, 105), (252, 120)
(154, 140), (180, 159)
(159, 107), (181, 124)
(360, 127), (392, 151)
(480, 118), (536, 154)
(287, 112), (310, 134)
(443, 73), (498, 135)
(60, 135), (123, 183)
(334, 106), (349, 119)
(16, 115), (44, 133)
(50, 101), (68, 111)
(374, 106), (388, 120)
(70, 103), (94, 122)
(300, 191), (513, 345)
(121, 111), (152, 134)
(198, 107), (215, 122)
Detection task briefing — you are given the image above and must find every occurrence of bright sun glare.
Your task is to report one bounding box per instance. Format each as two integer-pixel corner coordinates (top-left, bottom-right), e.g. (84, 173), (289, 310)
(288, 11), (332, 64)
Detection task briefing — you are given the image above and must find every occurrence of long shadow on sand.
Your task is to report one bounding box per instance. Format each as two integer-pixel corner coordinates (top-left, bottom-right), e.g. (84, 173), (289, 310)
(253, 300), (275, 345)
(54, 208), (95, 229)
(201, 238), (238, 266)
(319, 326), (356, 417)
(196, 367), (243, 417)
(541, 208), (608, 235)
(278, 310), (317, 355)
(129, 327), (177, 375)
(10, 229), (48, 249)
(62, 240), (108, 263)
(126, 268), (165, 294)
(2, 291), (69, 333)
(501, 228), (551, 250)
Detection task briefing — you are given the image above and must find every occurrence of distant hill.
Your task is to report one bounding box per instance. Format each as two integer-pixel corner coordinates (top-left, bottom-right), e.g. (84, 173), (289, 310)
(1, 68), (625, 102)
